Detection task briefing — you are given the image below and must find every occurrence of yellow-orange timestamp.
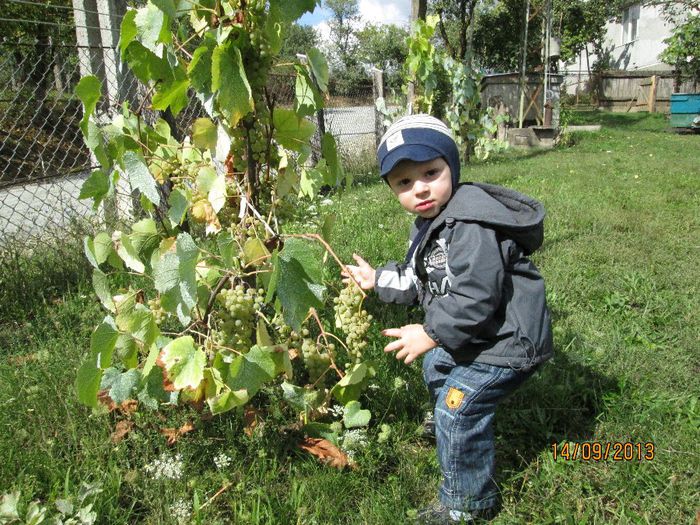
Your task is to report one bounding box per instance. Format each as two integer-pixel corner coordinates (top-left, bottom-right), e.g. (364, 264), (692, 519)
(551, 441), (656, 462)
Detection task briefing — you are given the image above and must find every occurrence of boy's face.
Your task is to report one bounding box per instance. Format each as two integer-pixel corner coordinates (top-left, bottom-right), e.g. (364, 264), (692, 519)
(386, 157), (452, 219)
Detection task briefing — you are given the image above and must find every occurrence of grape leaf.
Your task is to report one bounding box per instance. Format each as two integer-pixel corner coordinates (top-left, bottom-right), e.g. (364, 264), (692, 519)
(122, 304), (159, 347)
(152, 0), (176, 18)
(281, 381), (325, 412)
(211, 42), (253, 126)
(321, 132), (343, 186)
(226, 345), (289, 397)
(130, 218), (160, 262)
(152, 76), (190, 116)
(269, 0), (317, 23)
(243, 238), (269, 267)
(120, 9), (138, 59)
(138, 366), (169, 410)
(79, 169), (111, 208)
(343, 400), (371, 428)
(188, 41), (215, 95)
(75, 76), (101, 137)
(0, 492), (20, 521)
(122, 150), (160, 206)
(331, 362), (374, 405)
(321, 213), (335, 243)
(93, 269), (115, 312)
(204, 366), (250, 414)
(76, 317), (119, 407)
(159, 336), (206, 390)
(113, 231), (145, 273)
(197, 166), (226, 213)
(134, 3), (166, 53)
(272, 238), (325, 331)
(168, 187), (190, 226)
(307, 48), (329, 93)
(295, 67), (322, 118)
(273, 109), (315, 152)
(192, 118), (217, 151)
(101, 368), (141, 404)
(124, 41), (171, 83)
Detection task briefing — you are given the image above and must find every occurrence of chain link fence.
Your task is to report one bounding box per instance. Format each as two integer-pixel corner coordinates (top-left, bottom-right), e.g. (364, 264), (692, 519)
(0, 1), (382, 253)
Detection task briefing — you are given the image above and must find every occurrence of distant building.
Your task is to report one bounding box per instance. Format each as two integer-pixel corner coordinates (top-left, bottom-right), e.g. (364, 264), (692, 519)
(561, 3), (678, 92)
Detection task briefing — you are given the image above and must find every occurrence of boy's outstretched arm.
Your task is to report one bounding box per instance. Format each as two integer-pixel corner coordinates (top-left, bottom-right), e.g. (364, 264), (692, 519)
(342, 254), (376, 290)
(382, 325), (437, 365)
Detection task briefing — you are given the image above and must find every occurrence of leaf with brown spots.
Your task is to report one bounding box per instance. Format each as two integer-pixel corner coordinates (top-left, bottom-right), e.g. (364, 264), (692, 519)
(110, 420), (134, 444)
(160, 422), (195, 446)
(298, 437), (350, 469)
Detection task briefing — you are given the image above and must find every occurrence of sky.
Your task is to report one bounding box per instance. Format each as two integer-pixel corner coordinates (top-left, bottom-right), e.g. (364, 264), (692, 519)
(299, 0), (411, 40)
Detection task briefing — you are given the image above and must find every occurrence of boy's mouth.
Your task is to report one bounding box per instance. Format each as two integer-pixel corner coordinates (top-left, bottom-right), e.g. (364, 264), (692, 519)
(416, 200), (434, 211)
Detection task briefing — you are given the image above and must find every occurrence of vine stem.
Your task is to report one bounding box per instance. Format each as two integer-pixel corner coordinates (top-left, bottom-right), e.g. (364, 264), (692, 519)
(308, 307), (344, 380)
(199, 482), (233, 510)
(285, 233), (366, 298)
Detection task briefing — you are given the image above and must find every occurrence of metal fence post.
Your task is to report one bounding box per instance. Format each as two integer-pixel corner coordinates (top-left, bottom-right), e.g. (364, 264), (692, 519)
(372, 68), (385, 148)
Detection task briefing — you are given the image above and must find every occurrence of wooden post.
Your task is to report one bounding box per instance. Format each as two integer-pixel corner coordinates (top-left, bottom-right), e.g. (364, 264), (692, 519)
(518, 0), (530, 128)
(372, 68), (385, 148)
(648, 75), (658, 113)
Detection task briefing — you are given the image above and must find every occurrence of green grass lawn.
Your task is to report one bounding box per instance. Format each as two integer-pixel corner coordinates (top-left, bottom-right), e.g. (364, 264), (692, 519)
(1, 111), (698, 524)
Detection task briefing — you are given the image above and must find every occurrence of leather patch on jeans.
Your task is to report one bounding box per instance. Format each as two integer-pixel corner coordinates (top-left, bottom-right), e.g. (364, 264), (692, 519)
(445, 387), (465, 410)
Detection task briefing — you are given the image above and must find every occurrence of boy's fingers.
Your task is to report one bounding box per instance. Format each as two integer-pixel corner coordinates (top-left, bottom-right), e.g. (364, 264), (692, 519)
(352, 254), (366, 266)
(381, 328), (402, 338)
(384, 340), (403, 353)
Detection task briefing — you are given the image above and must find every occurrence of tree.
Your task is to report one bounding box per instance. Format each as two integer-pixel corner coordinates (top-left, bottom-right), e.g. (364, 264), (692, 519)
(355, 24), (409, 91)
(661, 14), (700, 91)
(430, 0), (479, 62)
(325, 0), (361, 69)
(279, 23), (319, 61)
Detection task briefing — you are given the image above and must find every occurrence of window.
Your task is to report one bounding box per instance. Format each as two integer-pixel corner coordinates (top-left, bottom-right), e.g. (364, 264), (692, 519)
(622, 5), (640, 44)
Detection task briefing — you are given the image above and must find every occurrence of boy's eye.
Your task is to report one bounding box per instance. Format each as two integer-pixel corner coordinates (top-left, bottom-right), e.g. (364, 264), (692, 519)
(425, 169), (438, 177)
(397, 178), (411, 187)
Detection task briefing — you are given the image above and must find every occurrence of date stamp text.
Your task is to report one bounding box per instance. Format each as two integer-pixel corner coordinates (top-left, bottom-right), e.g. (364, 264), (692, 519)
(551, 441), (655, 462)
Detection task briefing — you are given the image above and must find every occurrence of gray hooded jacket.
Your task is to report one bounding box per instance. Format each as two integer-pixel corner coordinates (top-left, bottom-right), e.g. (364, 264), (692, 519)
(375, 182), (553, 370)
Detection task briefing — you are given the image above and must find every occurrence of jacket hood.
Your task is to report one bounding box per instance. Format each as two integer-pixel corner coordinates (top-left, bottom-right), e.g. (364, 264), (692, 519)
(435, 182), (546, 254)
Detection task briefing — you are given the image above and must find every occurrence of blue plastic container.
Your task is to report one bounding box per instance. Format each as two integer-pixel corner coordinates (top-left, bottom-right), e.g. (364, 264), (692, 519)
(670, 93), (700, 129)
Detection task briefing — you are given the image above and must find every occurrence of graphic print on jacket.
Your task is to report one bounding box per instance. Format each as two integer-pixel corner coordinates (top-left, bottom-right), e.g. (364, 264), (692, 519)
(423, 238), (450, 297)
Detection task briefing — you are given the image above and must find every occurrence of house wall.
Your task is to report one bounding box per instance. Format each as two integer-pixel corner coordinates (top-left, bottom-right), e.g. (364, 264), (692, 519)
(560, 3), (679, 97)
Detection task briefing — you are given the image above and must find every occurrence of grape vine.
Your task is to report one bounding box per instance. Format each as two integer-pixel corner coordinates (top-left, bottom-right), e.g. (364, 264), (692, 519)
(75, 0), (372, 441)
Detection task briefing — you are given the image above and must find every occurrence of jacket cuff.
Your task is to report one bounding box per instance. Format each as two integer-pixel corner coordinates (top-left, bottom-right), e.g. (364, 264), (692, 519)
(423, 322), (442, 348)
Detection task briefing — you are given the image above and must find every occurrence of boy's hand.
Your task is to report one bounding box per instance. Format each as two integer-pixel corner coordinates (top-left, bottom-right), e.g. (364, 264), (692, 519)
(341, 254), (376, 290)
(382, 324), (437, 365)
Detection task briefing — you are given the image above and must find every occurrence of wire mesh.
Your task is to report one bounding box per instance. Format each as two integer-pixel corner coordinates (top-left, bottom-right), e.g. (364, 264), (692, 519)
(0, 3), (381, 252)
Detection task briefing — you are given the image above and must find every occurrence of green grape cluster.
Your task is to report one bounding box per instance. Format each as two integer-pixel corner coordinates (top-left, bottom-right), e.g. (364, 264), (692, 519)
(272, 315), (304, 353)
(148, 297), (166, 325)
(333, 284), (372, 366)
(213, 284), (265, 352)
(301, 338), (335, 383)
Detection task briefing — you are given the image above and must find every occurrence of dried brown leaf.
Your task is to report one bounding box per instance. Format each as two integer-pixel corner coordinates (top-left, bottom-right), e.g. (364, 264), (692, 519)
(110, 420), (134, 444)
(298, 437), (350, 469)
(243, 406), (262, 437)
(160, 421), (195, 446)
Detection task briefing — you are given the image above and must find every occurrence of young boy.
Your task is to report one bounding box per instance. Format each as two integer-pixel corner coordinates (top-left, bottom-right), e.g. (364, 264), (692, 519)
(343, 114), (553, 523)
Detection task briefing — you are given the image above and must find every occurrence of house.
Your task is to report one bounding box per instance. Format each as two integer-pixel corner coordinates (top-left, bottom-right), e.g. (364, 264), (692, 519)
(561, 3), (688, 110)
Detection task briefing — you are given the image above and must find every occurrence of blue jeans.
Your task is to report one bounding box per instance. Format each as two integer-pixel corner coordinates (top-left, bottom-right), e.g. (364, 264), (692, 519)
(422, 347), (535, 512)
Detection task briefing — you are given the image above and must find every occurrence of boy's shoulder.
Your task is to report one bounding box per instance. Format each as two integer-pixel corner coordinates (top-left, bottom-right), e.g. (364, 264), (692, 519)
(440, 183), (546, 255)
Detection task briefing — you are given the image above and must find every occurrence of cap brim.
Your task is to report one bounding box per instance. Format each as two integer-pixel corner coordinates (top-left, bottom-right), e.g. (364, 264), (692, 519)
(379, 144), (442, 178)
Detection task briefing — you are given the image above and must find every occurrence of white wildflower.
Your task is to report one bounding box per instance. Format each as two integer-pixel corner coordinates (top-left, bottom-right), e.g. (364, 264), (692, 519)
(328, 404), (345, 418)
(320, 198), (333, 206)
(214, 452), (232, 470)
(169, 499), (191, 524)
(341, 429), (368, 452)
(143, 453), (184, 480)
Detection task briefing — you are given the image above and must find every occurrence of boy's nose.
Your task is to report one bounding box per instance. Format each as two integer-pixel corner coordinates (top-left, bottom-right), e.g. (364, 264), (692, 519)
(414, 180), (430, 196)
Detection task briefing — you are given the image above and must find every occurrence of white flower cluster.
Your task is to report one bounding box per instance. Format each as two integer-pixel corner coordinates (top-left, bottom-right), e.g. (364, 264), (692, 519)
(169, 498), (191, 524)
(143, 453), (184, 480)
(327, 404), (344, 418)
(214, 452), (232, 470)
(341, 429), (368, 452)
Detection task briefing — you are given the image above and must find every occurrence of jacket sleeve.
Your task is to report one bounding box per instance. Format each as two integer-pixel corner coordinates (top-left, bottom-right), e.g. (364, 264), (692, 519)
(423, 222), (505, 351)
(374, 261), (421, 305)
